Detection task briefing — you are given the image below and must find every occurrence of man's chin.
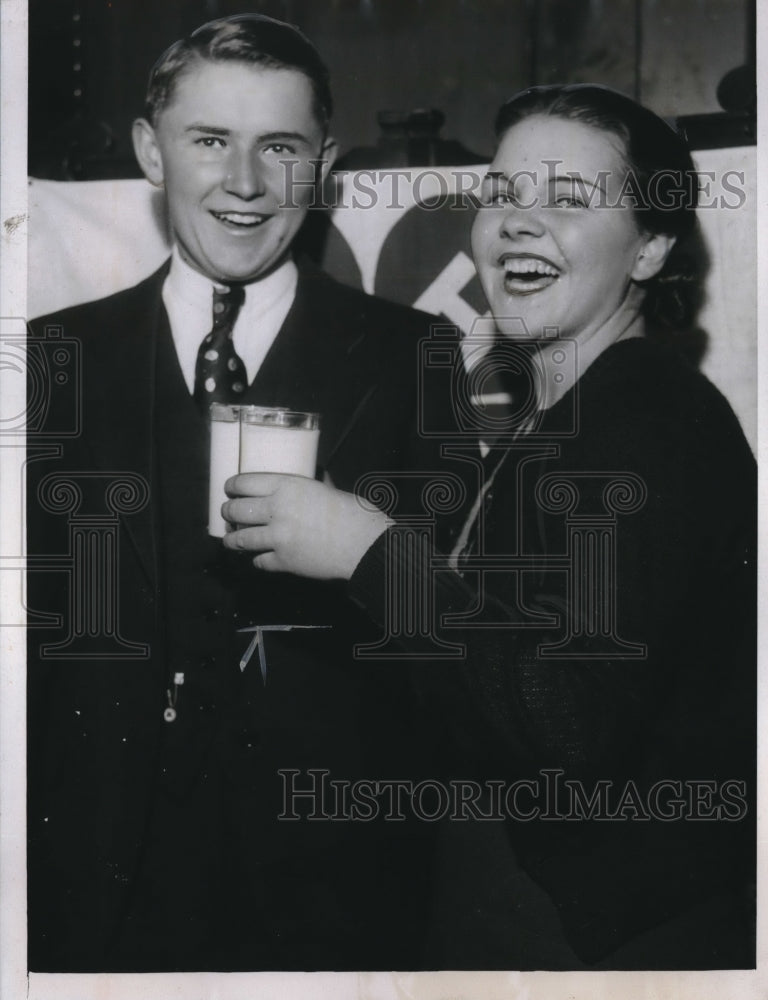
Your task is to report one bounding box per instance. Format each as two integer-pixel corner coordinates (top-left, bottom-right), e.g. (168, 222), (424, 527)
(208, 252), (293, 286)
(177, 238), (293, 285)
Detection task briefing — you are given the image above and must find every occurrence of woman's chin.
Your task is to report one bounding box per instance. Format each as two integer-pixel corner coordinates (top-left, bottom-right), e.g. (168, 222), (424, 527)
(494, 317), (550, 342)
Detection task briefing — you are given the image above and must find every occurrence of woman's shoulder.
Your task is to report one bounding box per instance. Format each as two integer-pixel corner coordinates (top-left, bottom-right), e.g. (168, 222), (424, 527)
(580, 337), (750, 452)
(544, 337), (755, 507)
(585, 336), (713, 398)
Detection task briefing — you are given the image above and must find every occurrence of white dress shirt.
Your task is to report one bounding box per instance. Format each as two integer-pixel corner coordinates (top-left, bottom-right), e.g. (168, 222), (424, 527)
(162, 247), (299, 394)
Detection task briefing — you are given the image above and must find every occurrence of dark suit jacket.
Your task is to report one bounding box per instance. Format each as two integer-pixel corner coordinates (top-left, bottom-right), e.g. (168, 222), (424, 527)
(26, 260), (447, 972)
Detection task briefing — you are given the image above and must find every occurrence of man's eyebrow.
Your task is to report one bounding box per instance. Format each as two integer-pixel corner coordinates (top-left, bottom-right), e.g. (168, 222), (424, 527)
(184, 125), (313, 145)
(186, 125), (231, 136)
(255, 130), (313, 145)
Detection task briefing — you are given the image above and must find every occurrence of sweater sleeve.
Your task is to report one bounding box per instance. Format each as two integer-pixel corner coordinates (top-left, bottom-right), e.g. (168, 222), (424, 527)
(348, 521), (661, 777)
(347, 346), (756, 781)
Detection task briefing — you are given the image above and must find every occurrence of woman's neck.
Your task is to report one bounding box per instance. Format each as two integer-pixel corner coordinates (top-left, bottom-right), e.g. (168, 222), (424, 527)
(535, 301), (646, 410)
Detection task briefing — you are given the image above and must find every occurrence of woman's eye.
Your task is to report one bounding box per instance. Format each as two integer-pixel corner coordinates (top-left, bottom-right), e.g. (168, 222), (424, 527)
(553, 194), (585, 208)
(482, 186), (515, 207)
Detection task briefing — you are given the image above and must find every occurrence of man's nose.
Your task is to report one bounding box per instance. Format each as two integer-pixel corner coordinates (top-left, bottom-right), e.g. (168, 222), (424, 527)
(223, 150), (265, 200)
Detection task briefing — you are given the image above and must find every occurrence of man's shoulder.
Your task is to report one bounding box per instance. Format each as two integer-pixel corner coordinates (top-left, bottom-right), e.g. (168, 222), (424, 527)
(297, 265), (437, 339)
(29, 262), (170, 335)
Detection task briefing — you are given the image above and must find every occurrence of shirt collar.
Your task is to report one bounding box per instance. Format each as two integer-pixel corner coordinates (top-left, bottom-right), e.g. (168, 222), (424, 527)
(165, 245), (298, 312)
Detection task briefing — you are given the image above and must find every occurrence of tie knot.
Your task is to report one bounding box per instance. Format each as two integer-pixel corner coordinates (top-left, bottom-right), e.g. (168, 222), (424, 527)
(212, 285), (246, 326)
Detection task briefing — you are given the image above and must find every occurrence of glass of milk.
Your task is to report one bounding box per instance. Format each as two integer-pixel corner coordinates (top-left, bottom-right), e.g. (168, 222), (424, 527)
(239, 406), (320, 478)
(208, 402), (242, 537)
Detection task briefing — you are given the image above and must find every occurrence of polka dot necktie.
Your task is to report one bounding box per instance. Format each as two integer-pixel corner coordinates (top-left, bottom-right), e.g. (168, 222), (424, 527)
(193, 284), (248, 415)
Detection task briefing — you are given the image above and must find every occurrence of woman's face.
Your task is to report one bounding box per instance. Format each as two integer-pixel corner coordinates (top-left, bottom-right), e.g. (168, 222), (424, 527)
(471, 114), (656, 346)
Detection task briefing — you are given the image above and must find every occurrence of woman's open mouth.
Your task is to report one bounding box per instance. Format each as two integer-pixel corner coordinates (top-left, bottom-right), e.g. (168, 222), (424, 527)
(500, 253), (560, 294)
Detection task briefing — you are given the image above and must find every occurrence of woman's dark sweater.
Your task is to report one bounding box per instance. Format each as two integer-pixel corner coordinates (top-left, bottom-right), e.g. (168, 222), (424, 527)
(349, 337), (756, 965)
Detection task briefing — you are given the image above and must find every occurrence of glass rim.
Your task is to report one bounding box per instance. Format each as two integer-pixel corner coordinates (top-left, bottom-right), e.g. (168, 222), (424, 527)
(208, 402), (242, 421)
(239, 405), (319, 428)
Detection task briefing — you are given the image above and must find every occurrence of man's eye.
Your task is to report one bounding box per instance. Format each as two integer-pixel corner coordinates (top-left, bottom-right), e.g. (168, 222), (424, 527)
(196, 136), (226, 149)
(264, 143), (296, 155)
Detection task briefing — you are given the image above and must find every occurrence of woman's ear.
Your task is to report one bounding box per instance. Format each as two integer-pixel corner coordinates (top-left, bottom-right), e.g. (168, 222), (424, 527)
(632, 232), (676, 281)
(132, 118), (165, 187)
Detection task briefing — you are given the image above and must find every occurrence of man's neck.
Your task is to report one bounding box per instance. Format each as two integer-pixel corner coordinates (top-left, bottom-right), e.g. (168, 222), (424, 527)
(162, 246), (299, 393)
(167, 245), (297, 299)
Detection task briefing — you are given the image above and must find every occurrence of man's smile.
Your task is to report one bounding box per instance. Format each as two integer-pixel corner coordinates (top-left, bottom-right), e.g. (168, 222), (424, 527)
(210, 210), (271, 228)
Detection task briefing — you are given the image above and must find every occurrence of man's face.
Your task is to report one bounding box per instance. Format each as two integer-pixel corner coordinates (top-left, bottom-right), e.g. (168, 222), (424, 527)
(133, 59), (336, 283)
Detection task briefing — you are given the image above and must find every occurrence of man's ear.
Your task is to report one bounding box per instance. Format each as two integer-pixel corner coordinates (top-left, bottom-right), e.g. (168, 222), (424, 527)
(632, 232), (676, 281)
(132, 118), (165, 187)
(316, 135), (339, 185)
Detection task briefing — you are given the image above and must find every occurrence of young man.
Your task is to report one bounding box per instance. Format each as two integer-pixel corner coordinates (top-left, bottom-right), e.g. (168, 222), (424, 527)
(27, 14), (441, 973)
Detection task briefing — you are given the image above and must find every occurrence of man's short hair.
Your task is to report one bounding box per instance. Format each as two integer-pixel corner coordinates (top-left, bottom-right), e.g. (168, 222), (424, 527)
(144, 13), (333, 129)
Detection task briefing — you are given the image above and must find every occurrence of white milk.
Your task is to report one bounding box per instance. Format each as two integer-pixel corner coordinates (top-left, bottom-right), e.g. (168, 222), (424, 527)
(239, 422), (320, 477)
(208, 409), (241, 537)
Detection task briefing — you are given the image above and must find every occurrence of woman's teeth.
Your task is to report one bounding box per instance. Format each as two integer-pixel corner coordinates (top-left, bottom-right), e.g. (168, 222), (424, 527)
(502, 258), (559, 277)
(501, 257), (559, 291)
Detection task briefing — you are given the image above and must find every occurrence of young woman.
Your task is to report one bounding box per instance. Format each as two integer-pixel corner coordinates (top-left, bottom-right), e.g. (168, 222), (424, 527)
(223, 86), (756, 968)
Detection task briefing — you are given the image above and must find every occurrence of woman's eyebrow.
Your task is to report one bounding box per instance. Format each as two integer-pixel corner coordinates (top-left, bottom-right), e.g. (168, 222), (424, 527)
(547, 173), (607, 195)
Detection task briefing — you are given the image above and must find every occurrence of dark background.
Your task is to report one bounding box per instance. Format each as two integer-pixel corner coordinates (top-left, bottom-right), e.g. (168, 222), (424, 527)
(29, 0), (755, 179)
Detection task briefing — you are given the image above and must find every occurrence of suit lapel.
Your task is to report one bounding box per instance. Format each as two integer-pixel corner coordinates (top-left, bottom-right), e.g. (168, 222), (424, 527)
(83, 265), (169, 587)
(244, 266), (377, 470)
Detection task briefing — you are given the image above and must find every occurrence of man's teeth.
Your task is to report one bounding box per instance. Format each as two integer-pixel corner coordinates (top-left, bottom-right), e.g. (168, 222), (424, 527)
(502, 258), (559, 277)
(214, 212), (265, 226)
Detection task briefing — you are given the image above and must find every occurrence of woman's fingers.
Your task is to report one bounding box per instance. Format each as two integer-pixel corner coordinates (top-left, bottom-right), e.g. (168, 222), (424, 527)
(222, 496), (272, 526)
(219, 475), (387, 580)
(224, 472), (288, 498)
(252, 550), (281, 572)
(221, 524), (273, 553)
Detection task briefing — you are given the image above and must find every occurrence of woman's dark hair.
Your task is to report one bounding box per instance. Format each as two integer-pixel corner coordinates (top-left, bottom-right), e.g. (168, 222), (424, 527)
(144, 14), (333, 131)
(494, 84), (702, 331)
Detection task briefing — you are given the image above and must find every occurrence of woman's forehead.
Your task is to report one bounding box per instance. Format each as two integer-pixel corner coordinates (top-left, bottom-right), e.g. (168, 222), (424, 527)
(493, 115), (628, 179)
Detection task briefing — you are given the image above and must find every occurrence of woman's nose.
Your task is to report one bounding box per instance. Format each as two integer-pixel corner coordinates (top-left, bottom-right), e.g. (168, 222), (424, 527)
(498, 202), (546, 239)
(223, 151), (265, 200)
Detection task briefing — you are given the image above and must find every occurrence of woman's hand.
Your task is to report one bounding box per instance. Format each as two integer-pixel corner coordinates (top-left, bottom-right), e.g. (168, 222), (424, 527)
(221, 473), (392, 581)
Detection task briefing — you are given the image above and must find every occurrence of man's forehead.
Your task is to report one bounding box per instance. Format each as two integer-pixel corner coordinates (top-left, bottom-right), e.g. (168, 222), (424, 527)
(158, 57), (320, 127)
